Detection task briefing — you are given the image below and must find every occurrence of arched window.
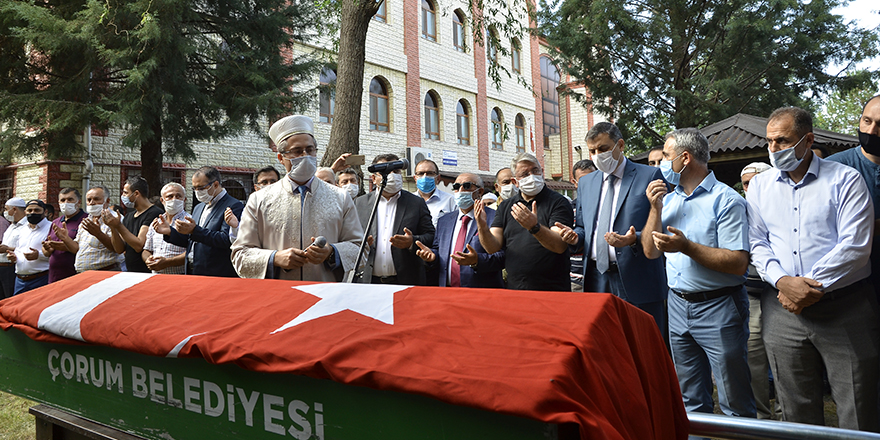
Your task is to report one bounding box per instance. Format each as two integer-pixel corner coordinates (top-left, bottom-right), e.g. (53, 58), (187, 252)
(318, 67), (336, 123)
(511, 38), (521, 73)
(540, 56), (560, 149)
(486, 27), (498, 63)
(453, 10), (466, 52)
(424, 91), (440, 140)
(515, 114), (526, 153)
(374, 0), (386, 22)
(456, 100), (470, 145)
(422, 0), (436, 41)
(369, 78), (389, 132)
(491, 107), (503, 150)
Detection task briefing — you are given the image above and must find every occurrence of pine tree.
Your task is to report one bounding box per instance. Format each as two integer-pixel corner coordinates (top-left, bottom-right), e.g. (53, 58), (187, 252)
(0, 0), (320, 196)
(538, 0), (880, 149)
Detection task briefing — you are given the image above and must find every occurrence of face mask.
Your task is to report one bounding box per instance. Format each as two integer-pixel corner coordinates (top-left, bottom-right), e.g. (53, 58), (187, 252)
(455, 190), (476, 210)
(769, 133), (808, 172)
(26, 213), (43, 225)
(499, 183), (518, 200)
(3, 213), (13, 222)
(121, 195), (134, 209)
(60, 203), (78, 217)
(195, 187), (212, 204)
(344, 183), (359, 199)
(592, 147), (622, 174)
(287, 155), (317, 183)
(517, 174), (544, 197)
(859, 130), (880, 156)
(416, 176), (436, 193)
(165, 199), (184, 216)
(86, 204), (104, 217)
(383, 173), (403, 194)
(659, 153), (686, 186)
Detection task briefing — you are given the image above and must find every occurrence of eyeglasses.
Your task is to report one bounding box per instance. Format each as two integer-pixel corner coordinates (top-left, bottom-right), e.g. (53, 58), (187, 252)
(279, 146), (317, 159)
(193, 182), (215, 191)
(452, 182), (479, 191)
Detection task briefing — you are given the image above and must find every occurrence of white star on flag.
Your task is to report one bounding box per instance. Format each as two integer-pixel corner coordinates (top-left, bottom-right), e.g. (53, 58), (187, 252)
(271, 283), (410, 334)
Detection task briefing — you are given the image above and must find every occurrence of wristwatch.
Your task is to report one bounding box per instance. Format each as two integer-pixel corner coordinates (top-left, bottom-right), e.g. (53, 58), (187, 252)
(528, 223), (541, 234)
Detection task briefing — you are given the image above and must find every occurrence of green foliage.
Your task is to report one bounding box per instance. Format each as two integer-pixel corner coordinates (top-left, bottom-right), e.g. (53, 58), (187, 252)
(0, 0), (320, 163)
(815, 71), (880, 134)
(538, 0), (880, 147)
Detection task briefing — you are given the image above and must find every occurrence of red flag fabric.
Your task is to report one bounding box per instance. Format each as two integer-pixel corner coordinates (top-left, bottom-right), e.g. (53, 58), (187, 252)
(0, 272), (688, 440)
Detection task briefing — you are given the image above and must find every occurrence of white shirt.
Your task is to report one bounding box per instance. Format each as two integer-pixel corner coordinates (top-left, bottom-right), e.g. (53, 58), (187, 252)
(14, 218), (51, 275)
(373, 191), (401, 277)
(447, 210), (475, 284)
(0, 217), (27, 264)
(591, 158), (627, 263)
(419, 189), (455, 227)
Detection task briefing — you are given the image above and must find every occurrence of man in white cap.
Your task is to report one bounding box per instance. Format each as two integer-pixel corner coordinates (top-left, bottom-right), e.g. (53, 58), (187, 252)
(740, 161), (777, 420)
(0, 197), (28, 298)
(231, 115), (363, 281)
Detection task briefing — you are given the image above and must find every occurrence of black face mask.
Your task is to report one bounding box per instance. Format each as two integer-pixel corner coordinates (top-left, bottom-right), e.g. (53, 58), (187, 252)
(26, 213), (43, 225)
(859, 130), (880, 156)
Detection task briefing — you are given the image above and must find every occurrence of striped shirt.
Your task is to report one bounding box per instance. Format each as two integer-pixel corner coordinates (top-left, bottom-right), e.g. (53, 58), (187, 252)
(143, 210), (188, 274)
(74, 214), (120, 272)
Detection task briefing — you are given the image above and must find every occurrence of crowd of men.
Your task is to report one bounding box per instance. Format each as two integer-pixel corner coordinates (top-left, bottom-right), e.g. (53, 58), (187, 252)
(2, 97), (880, 433)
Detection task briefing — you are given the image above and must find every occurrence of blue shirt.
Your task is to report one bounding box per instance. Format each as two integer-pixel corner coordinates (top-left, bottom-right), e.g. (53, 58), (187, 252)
(662, 171), (749, 292)
(747, 155), (874, 291)
(827, 146), (880, 218)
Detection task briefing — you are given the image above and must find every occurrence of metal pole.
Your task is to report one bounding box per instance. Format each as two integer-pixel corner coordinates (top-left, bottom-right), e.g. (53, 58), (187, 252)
(688, 412), (880, 440)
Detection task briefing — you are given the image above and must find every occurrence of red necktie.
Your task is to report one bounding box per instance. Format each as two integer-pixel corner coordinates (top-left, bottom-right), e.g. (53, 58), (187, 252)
(450, 216), (471, 287)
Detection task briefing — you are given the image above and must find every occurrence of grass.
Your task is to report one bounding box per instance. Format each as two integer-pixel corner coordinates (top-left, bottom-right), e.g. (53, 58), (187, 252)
(0, 392), (35, 440)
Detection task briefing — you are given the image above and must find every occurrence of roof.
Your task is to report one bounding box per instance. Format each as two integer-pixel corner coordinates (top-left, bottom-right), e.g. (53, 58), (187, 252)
(631, 113), (859, 161)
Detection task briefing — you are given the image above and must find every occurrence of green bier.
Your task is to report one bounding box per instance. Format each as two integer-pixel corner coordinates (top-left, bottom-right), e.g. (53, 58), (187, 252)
(0, 328), (568, 439)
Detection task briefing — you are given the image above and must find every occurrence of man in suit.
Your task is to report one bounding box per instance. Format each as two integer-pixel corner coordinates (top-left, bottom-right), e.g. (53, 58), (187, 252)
(155, 166), (244, 277)
(415, 173), (504, 288)
(558, 122), (667, 334)
(354, 154), (435, 285)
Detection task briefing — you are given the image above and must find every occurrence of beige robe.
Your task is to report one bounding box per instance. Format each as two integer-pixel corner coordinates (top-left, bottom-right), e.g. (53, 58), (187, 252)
(231, 176), (363, 281)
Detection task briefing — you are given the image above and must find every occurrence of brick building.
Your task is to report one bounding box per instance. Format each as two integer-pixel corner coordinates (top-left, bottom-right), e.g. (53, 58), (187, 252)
(0, 0), (603, 207)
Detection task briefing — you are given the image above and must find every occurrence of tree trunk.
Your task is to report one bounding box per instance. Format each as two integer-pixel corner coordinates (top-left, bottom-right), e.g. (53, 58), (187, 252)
(320, 0), (381, 168)
(140, 115), (163, 200)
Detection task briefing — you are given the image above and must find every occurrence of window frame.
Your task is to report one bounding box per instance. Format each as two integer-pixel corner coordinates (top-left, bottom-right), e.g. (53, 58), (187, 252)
(422, 0), (436, 42)
(456, 100), (470, 145)
(373, 0), (386, 22)
(491, 108), (504, 150)
(424, 92), (440, 140)
(318, 68), (337, 124)
(453, 10), (466, 52)
(515, 114), (526, 153)
(369, 78), (390, 132)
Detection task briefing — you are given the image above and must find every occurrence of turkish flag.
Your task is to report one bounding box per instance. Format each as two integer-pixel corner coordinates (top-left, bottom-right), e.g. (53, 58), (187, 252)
(0, 272), (687, 440)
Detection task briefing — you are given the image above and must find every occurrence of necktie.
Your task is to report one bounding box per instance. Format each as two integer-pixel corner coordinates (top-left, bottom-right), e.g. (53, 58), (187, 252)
(596, 174), (617, 274)
(450, 216), (471, 287)
(297, 185), (308, 210)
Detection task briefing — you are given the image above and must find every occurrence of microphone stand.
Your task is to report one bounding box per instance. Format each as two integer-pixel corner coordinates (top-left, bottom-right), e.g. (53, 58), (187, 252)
(345, 173), (388, 283)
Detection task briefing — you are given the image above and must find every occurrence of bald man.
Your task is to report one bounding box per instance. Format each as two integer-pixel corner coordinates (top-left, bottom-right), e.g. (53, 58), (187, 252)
(415, 173), (505, 288)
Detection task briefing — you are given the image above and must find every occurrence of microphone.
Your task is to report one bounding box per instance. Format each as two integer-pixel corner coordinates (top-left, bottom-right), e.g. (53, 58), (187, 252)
(367, 158), (409, 174)
(311, 236), (327, 248)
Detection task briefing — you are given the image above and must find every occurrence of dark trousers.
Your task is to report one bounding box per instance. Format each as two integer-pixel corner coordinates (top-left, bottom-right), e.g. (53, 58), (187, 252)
(0, 265), (15, 299)
(584, 259), (667, 341)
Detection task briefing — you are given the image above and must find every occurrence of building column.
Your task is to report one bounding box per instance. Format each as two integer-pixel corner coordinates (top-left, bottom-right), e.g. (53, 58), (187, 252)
(404, 0), (422, 150)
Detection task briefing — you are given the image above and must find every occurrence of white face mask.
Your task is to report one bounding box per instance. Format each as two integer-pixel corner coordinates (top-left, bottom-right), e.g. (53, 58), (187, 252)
(517, 174), (545, 197)
(344, 183), (359, 199)
(164, 199), (184, 216)
(4, 212), (13, 222)
(382, 173), (403, 194)
(195, 186), (213, 204)
(592, 146), (622, 174)
(121, 195), (135, 209)
(86, 204), (104, 217)
(287, 155), (317, 183)
(769, 133), (808, 172)
(499, 183), (518, 200)
(60, 203), (78, 217)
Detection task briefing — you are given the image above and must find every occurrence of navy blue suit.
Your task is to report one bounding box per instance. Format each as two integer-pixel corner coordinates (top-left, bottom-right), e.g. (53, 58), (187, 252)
(430, 208), (505, 288)
(573, 160), (667, 330)
(166, 192), (244, 277)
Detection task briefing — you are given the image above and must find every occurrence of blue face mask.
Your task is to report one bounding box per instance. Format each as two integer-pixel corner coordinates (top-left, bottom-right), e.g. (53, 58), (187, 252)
(416, 176), (436, 193)
(659, 152), (686, 186)
(455, 191), (476, 210)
